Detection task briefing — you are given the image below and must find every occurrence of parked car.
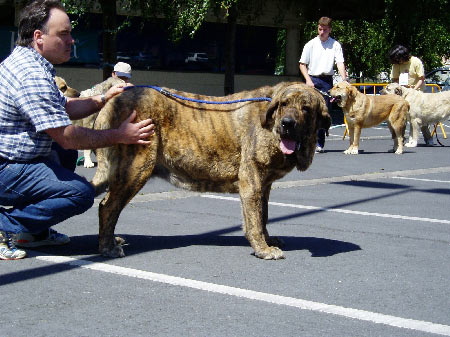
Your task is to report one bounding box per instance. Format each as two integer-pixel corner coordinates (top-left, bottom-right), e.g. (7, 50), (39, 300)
(185, 52), (208, 63)
(442, 76), (450, 92)
(425, 65), (450, 92)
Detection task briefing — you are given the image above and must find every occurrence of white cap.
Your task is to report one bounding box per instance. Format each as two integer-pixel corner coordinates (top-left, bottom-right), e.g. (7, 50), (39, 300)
(113, 62), (132, 78)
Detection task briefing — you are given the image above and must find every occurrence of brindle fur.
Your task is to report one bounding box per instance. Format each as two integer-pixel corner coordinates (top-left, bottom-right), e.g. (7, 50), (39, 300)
(91, 82), (331, 260)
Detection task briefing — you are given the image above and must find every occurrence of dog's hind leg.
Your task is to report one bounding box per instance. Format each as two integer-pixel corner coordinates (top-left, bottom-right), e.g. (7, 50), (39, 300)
(98, 144), (158, 258)
(388, 105), (406, 154)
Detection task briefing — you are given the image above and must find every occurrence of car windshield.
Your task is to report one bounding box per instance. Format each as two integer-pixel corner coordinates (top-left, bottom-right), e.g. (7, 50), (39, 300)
(425, 68), (450, 85)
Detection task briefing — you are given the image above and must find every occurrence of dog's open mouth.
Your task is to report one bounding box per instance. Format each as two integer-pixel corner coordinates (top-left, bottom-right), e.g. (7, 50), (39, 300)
(330, 95), (341, 104)
(280, 138), (300, 155)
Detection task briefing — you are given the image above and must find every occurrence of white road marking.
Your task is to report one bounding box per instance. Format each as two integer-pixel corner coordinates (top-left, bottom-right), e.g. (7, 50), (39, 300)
(392, 176), (450, 184)
(201, 194), (450, 225)
(36, 255), (450, 336)
(92, 167), (450, 206)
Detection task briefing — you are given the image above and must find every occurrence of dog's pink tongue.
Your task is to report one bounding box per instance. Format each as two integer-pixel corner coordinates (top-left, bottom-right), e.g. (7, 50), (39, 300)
(280, 139), (296, 155)
(330, 97), (335, 103)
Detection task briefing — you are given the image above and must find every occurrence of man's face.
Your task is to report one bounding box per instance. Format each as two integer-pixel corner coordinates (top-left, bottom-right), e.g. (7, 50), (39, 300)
(318, 24), (331, 42)
(37, 8), (73, 64)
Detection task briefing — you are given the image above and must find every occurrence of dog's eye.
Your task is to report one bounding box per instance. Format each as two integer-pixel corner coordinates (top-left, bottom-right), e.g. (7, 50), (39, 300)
(302, 106), (310, 114)
(280, 101), (288, 108)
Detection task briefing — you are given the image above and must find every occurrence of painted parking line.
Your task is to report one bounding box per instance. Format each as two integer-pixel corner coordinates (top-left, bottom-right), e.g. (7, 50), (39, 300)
(392, 176), (450, 184)
(201, 194), (450, 225)
(91, 167), (450, 207)
(36, 255), (450, 336)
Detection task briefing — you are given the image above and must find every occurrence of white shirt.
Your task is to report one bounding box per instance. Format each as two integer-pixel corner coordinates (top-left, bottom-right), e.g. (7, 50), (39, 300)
(299, 36), (344, 76)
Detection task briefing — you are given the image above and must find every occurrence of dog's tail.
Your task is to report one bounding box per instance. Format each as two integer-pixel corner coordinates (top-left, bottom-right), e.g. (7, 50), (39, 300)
(89, 97), (120, 197)
(90, 146), (113, 197)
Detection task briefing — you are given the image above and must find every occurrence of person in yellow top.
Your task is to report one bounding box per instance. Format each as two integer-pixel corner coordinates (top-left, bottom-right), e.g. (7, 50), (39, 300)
(389, 45), (425, 91)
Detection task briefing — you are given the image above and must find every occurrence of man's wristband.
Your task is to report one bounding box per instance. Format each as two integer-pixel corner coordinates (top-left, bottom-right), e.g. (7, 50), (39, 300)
(100, 94), (106, 105)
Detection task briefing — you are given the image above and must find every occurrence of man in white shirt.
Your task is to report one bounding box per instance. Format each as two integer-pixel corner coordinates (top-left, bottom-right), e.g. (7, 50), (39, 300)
(299, 16), (348, 153)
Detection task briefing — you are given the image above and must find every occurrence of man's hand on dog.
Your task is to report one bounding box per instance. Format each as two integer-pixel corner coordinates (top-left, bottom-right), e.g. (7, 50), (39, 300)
(118, 110), (155, 145)
(104, 82), (133, 102)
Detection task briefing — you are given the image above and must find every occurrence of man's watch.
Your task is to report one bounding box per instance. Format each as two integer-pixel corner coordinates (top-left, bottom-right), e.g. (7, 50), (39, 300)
(100, 94), (106, 105)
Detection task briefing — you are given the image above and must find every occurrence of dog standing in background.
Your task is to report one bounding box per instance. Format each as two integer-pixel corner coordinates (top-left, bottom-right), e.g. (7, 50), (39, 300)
(76, 77), (125, 167)
(381, 82), (450, 147)
(329, 81), (408, 154)
(56, 75), (125, 168)
(55, 76), (79, 98)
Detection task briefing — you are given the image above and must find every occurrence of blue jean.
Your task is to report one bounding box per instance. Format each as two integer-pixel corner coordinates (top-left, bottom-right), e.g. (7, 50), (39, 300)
(311, 75), (333, 148)
(0, 156), (95, 234)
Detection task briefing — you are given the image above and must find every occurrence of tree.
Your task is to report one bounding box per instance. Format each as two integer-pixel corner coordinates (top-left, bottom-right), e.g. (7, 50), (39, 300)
(62, 0), (241, 90)
(298, 0), (450, 81)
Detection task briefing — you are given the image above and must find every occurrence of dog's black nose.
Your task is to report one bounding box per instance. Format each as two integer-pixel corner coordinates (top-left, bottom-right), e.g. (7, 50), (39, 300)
(281, 116), (295, 128)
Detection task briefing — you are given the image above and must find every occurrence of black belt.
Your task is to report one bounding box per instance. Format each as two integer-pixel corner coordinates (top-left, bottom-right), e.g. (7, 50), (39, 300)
(311, 75), (332, 78)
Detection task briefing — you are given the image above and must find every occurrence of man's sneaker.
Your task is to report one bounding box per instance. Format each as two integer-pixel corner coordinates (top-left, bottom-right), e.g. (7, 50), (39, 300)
(0, 231), (27, 260)
(14, 228), (70, 248)
(315, 146), (324, 153)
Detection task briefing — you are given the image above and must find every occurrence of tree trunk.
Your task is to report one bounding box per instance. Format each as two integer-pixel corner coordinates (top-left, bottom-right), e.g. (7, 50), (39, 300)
(99, 0), (117, 80)
(224, 4), (237, 95)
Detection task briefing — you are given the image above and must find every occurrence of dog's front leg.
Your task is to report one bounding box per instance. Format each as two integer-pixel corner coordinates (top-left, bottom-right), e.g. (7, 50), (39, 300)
(344, 125), (358, 155)
(239, 173), (284, 260)
(405, 118), (420, 147)
(262, 185), (283, 248)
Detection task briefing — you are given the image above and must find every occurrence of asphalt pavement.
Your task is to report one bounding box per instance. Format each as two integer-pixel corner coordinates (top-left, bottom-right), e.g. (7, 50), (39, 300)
(2, 122), (450, 337)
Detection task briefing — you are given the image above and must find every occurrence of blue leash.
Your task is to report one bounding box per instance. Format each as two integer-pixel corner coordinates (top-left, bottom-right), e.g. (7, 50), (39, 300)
(125, 85), (272, 104)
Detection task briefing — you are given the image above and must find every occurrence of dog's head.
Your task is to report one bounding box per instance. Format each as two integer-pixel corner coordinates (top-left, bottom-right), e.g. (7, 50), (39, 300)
(380, 82), (405, 97)
(329, 81), (358, 107)
(55, 76), (80, 98)
(262, 82), (331, 171)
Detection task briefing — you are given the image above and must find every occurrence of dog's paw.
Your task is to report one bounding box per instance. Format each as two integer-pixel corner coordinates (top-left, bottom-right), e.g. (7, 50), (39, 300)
(344, 147), (358, 155)
(395, 149), (403, 154)
(99, 244), (125, 258)
(115, 236), (127, 246)
(405, 141), (417, 148)
(84, 160), (95, 168)
(254, 247), (285, 260)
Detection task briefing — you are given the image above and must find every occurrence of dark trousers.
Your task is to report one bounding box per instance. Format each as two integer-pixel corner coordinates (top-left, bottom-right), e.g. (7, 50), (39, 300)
(311, 75), (333, 148)
(51, 142), (78, 172)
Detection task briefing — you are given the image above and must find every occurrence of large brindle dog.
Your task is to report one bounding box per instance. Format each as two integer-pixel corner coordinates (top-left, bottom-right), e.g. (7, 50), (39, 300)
(91, 82), (331, 260)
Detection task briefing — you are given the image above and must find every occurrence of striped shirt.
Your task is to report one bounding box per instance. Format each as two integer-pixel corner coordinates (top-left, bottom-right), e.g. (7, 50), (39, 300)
(0, 46), (70, 161)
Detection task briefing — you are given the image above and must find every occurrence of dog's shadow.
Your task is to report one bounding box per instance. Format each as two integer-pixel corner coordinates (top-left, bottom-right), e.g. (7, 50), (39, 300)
(31, 232), (361, 258)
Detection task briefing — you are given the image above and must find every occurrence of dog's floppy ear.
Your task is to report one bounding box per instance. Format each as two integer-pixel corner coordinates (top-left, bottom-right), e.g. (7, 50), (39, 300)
(261, 99), (278, 128)
(348, 85), (358, 98)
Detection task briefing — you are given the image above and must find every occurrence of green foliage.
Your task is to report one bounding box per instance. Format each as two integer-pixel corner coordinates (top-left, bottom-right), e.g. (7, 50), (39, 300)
(299, 0), (450, 81)
(275, 29), (286, 75)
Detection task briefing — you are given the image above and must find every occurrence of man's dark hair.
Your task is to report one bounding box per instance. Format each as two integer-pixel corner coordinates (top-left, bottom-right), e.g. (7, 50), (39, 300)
(16, 0), (65, 47)
(389, 45), (411, 64)
(318, 17), (332, 28)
